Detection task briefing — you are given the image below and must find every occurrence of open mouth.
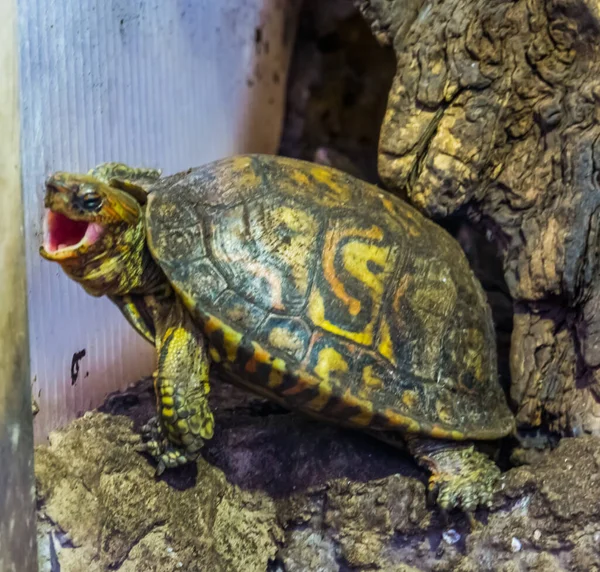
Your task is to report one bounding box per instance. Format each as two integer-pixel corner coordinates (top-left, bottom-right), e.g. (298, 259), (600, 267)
(42, 210), (104, 256)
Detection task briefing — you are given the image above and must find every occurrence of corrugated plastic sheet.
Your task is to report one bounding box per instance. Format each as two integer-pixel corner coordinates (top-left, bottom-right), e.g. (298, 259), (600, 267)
(18, 0), (298, 443)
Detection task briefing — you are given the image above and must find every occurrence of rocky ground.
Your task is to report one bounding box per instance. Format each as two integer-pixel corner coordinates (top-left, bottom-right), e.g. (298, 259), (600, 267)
(35, 376), (600, 572)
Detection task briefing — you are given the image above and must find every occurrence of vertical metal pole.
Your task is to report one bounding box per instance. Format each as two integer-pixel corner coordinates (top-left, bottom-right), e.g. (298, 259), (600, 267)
(0, 0), (37, 569)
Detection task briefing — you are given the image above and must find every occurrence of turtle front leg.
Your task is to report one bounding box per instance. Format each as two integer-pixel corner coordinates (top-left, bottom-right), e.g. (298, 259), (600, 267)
(136, 307), (214, 476)
(406, 436), (501, 515)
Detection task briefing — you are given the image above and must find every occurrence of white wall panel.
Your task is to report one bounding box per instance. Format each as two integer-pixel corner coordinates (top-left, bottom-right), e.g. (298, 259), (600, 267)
(18, 0), (299, 443)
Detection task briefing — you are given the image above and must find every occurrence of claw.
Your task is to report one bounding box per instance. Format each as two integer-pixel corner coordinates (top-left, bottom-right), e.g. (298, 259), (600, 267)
(135, 414), (205, 476)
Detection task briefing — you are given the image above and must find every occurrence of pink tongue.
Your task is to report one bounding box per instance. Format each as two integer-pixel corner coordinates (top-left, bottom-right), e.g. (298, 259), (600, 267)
(85, 222), (104, 243)
(48, 211), (89, 251)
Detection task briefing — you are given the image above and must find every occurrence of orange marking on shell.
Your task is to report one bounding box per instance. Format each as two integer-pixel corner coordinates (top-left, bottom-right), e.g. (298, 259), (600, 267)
(203, 317), (221, 335)
(392, 274), (412, 315)
(245, 358), (258, 373)
(380, 197), (420, 237)
(322, 225), (384, 316)
(251, 343), (271, 364)
(282, 372), (320, 395)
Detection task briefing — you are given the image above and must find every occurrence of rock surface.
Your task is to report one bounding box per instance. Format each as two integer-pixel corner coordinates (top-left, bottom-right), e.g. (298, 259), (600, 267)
(36, 378), (600, 571)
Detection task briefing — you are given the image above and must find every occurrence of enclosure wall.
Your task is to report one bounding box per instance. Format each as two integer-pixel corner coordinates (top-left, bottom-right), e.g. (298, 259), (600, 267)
(18, 0), (298, 443)
(0, 0), (37, 568)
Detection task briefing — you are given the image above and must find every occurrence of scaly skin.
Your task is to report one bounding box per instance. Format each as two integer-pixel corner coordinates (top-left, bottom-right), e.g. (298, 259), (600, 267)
(39, 162), (212, 475)
(406, 436), (500, 517)
(137, 295), (214, 475)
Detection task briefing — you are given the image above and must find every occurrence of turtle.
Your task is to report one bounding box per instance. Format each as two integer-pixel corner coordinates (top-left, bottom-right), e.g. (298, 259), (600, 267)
(39, 153), (515, 513)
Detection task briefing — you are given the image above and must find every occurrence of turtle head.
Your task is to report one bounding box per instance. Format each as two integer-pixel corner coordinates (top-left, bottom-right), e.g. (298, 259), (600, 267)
(40, 163), (161, 296)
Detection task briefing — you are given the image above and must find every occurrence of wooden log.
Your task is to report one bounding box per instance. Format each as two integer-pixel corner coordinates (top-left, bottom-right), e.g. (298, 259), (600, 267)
(357, 0), (600, 437)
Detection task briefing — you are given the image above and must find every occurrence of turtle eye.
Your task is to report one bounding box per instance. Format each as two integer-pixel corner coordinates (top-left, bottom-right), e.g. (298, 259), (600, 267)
(81, 192), (103, 212)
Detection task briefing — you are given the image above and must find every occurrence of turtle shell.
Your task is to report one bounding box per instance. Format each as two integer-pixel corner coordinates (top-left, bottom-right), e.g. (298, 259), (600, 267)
(145, 154), (514, 441)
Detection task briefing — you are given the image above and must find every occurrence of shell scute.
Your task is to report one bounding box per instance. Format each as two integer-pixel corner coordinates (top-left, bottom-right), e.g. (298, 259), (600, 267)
(146, 154), (515, 440)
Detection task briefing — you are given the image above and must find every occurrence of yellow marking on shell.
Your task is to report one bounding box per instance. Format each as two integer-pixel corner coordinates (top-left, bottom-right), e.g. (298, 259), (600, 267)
(309, 165), (353, 203)
(307, 290), (373, 345)
(231, 156), (260, 183)
(310, 225), (396, 347)
(202, 314), (244, 363)
(289, 169), (312, 188)
(314, 347), (348, 380)
(402, 390), (418, 408)
(281, 372), (322, 396)
(379, 196), (421, 237)
(358, 365), (384, 399)
(252, 342), (271, 364)
(435, 400), (453, 424)
(322, 225), (385, 317)
(429, 426), (464, 440)
(161, 396), (174, 407)
(209, 347), (222, 363)
(383, 408), (421, 432)
(268, 327), (304, 356)
(307, 347), (348, 411)
(378, 318), (396, 364)
(464, 328), (485, 383)
(268, 357), (287, 388)
(342, 239), (391, 302)
(340, 389), (375, 426)
(223, 328), (243, 362)
(267, 206), (317, 295)
(245, 342), (273, 374)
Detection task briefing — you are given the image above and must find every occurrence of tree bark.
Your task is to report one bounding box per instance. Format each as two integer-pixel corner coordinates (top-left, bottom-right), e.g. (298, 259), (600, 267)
(357, 0), (600, 438)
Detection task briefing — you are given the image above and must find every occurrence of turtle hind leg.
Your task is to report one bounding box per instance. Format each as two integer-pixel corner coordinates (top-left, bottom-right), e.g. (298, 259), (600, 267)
(406, 436), (501, 515)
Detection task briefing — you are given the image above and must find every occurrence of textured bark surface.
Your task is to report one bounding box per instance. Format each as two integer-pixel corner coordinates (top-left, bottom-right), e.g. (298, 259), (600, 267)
(36, 379), (600, 571)
(357, 0), (600, 437)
